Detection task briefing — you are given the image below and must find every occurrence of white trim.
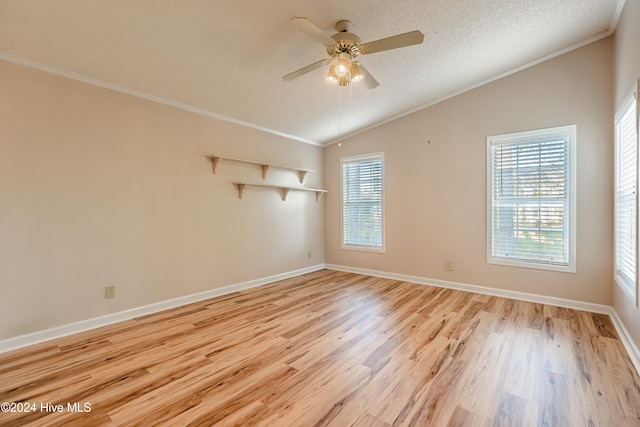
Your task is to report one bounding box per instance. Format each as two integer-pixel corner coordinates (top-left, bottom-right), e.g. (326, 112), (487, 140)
(325, 30), (615, 147)
(608, 309), (640, 375)
(3, 263), (640, 376)
(0, 29), (615, 150)
(0, 53), (321, 147)
(610, 0), (627, 32)
(486, 124), (577, 273)
(614, 82), (639, 306)
(324, 263), (640, 375)
(340, 152), (385, 253)
(326, 264), (606, 312)
(0, 264), (324, 354)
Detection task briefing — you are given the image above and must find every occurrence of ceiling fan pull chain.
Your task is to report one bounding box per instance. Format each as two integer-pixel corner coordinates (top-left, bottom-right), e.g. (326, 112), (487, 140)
(337, 86), (342, 147)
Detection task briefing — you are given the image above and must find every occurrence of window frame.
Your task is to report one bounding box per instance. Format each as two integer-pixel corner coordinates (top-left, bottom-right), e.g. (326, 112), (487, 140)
(486, 125), (577, 273)
(341, 152), (385, 253)
(614, 83), (639, 304)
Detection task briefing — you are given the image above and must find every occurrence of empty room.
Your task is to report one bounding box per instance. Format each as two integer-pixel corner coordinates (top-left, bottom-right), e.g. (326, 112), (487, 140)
(1, 0), (640, 425)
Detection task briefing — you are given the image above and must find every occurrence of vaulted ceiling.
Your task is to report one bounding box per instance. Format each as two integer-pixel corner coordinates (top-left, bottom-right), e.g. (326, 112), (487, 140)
(0, 0), (623, 145)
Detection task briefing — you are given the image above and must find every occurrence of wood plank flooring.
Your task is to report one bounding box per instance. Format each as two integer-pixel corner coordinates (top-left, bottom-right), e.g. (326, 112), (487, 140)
(1, 269), (639, 426)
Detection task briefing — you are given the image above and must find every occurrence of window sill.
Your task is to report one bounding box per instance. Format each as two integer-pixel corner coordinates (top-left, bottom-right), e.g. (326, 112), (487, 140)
(342, 244), (385, 253)
(487, 256), (575, 273)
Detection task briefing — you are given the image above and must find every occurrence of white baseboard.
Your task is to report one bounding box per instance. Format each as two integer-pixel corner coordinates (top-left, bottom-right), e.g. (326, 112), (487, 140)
(325, 264), (611, 312)
(4, 263), (640, 377)
(608, 309), (640, 375)
(0, 264), (325, 354)
(325, 263), (640, 374)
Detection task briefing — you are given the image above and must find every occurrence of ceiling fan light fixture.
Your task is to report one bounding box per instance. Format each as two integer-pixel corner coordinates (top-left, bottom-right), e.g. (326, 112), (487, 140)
(349, 61), (363, 82)
(326, 65), (339, 84)
(335, 52), (350, 76)
(284, 17), (425, 91)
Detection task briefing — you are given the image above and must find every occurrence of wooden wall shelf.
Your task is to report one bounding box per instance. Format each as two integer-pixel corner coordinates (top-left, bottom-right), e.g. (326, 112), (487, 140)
(232, 182), (327, 202)
(208, 155), (314, 184)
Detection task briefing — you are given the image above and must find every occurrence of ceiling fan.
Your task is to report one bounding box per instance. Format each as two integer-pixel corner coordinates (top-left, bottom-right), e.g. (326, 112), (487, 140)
(282, 17), (424, 89)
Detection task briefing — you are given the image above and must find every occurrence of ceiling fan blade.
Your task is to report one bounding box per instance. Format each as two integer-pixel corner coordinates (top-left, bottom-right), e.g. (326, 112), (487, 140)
(290, 17), (336, 46)
(360, 30), (424, 54)
(358, 64), (379, 89)
(282, 59), (330, 81)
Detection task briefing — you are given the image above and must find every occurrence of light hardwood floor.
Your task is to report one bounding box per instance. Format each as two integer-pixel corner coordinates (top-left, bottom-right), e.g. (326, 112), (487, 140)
(1, 269), (639, 426)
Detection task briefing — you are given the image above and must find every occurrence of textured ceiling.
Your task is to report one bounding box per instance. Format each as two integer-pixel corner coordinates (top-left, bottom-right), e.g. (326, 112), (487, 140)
(0, 0), (623, 145)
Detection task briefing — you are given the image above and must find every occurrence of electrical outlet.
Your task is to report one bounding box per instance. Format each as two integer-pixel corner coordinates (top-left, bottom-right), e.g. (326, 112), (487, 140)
(445, 261), (454, 271)
(105, 285), (115, 299)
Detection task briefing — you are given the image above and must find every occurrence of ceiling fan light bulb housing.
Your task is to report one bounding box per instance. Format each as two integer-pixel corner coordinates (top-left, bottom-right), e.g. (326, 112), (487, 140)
(336, 64), (348, 76)
(338, 74), (349, 86)
(349, 62), (363, 82)
(335, 52), (350, 76)
(326, 65), (339, 84)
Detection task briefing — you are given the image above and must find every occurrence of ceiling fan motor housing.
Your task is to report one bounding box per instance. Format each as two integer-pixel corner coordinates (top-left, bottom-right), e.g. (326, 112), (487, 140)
(328, 40), (362, 58)
(326, 19), (363, 58)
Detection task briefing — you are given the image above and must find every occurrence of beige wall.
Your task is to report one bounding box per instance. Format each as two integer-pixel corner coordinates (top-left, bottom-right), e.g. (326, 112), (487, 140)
(613, 0), (640, 348)
(0, 60), (324, 340)
(0, 18), (624, 344)
(325, 37), (613, 305)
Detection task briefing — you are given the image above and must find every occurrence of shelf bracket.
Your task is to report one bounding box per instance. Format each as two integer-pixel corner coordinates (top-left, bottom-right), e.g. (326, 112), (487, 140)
(210, 156), (221, 174)
(234, 183), (246, 199)
(314, 191), (323, 202)
(261, 164), (270, 180)
(298, 170), (308, 184)
(280, 187), (290, 201)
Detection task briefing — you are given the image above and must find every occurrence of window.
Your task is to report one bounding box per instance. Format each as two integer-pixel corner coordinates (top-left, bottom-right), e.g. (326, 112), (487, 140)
(341, 153), (384, 252)
(615, 84), (638, 301)
(487, 125), (576, 272)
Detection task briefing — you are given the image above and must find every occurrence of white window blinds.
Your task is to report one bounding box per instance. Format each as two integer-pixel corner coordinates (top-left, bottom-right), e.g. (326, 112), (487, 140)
(487, 125), (576, 272)
(342, 154), (384, 250)
(615, 88), (638, 298)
